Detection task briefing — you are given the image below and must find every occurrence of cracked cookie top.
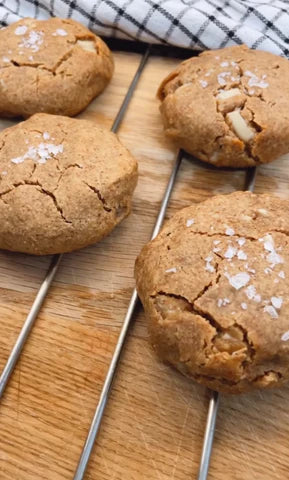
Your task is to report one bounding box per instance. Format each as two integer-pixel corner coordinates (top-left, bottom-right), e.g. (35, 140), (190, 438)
(135, 191), (289, 393)
(0, 113), (137, 255)
(0, 17), (114, 117)
(157, 45), (289, 168)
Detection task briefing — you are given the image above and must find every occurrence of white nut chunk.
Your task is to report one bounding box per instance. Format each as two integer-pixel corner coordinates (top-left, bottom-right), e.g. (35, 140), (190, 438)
(76, 39), (96, 52)
(226, 110), (255, 142)
(217, 88), (242, 100)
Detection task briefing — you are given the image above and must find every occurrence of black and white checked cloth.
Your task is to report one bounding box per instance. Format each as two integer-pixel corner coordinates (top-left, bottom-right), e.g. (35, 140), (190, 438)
(0, 1), (289, 56)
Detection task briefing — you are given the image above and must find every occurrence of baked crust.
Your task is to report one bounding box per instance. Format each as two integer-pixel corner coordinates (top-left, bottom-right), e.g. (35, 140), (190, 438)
(0, 17), (114, 117)
(158, 45), (289, 167)
(0, 113), (138, 254)
(135, 191), (289, 393)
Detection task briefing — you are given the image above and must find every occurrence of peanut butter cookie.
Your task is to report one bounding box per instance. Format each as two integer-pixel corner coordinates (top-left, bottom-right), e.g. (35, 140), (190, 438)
(0, 113), (137, 254)
(158, 45), (289, 167)
(0, 17), (114, 117)
(135, 191), (289, 394)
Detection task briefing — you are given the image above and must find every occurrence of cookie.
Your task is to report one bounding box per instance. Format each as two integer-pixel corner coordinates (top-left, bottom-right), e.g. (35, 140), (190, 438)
(135, 191), (289, 394)
(158, 45), (289, 168)
(0, 18), (114, 117)
(0, 113), (137, 255)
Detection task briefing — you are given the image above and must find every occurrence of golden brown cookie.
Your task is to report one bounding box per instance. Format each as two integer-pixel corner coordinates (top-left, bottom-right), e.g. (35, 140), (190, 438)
(0, 18), (114, 117)
(158, 45), (289, 167)
(135, 191), (289, 394)
(0, 113), (137, 254)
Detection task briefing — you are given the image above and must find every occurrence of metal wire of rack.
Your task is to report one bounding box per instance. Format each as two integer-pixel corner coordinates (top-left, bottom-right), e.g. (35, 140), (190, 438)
(0, 42), (260, 480)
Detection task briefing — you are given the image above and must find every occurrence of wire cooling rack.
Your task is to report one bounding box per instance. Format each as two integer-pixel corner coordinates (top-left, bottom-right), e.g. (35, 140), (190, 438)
(0, 41), (262, 480)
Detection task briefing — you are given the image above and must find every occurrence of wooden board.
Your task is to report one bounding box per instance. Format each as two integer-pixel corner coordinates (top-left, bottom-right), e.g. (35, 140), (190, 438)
(1, 48), (289, 480)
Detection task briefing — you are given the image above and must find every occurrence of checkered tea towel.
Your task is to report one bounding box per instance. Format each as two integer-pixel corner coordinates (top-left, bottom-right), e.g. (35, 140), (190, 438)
(1, 1), (289, 56)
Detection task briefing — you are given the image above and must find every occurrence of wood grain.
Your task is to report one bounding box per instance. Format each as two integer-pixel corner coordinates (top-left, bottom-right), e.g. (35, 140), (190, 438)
(0, 48), (289, 480)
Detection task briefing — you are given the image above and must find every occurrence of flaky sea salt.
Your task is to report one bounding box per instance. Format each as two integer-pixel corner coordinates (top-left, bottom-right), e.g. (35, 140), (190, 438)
(225, 226), (235, 236)
(165, 267), (177, 274)
(245, 285), (261, 302)
(52, 28), (68, 36)
(186, 218), (194, 227)
(19, 30), (44, 52)
(267, 251), (284, 267)
(43, 131), (50, 140)
(237, 250), (247, 260)
(2, 56), (9, 63)
(264, 305), (278, 318)
(263, 234), (274, 252)
(15, 25), (28, 36)
(227, 272), (250, 290)
(205, 255), (215, 273)
(245, 285), (255, 299)
(220, 61), (229, 67)
(271, 296), (283, 309)
(244, 70), (269, 88)
(218, 298), (230, 307)
(279, 271), (285, 279)
(11, 142), (63, 165)
(281, 330), (289, 341)
(224, 246), (237, 259)
(217, 72), (231, 86)
(238, 238), (246, 246)
(213, 240), (221, 245)
(260, 234), (284, 267)
(241, 302), (247, 310)
(199, 80), (208, 88)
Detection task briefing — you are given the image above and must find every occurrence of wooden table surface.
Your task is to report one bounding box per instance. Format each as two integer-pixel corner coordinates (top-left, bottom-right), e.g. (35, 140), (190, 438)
(1, 46), (289, 480)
